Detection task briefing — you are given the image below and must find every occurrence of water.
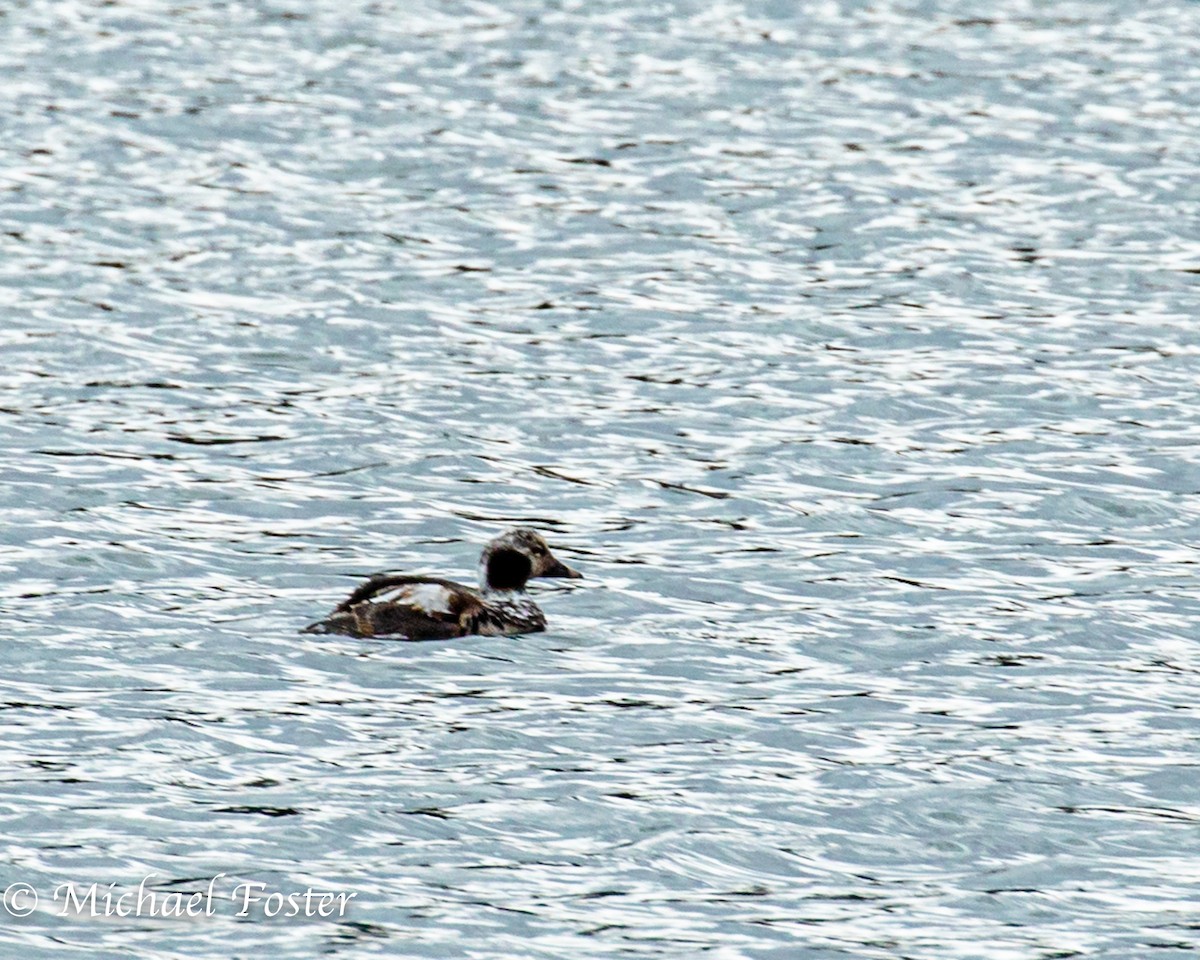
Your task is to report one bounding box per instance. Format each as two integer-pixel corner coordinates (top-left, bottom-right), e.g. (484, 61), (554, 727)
(2, 0), (1199, 956)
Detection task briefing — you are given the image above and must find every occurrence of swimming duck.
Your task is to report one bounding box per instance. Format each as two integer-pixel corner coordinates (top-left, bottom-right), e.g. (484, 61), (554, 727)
(302, 529), (581, 639)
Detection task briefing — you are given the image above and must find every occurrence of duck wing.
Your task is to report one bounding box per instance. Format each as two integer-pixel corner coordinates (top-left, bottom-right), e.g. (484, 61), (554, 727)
(331, 575), (474, 612)
(303, 576), (484, 639)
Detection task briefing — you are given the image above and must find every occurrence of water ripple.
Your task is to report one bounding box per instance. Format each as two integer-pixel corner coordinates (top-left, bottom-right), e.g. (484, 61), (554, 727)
(2, 0), (1199, 957)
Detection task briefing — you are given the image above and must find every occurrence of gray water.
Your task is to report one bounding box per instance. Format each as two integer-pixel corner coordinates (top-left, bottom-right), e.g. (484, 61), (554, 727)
(3, 0), (1200, 956)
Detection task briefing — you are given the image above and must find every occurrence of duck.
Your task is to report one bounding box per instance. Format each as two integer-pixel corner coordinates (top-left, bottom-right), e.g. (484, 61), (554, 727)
(302, 529), (582, 639)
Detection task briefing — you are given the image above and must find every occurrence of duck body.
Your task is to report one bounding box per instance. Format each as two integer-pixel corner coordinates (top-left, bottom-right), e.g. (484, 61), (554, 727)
(302, 530), (580, 640)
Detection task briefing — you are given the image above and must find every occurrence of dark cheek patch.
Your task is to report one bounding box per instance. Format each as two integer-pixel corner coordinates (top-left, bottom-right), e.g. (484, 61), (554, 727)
(486, 549), (533, 591)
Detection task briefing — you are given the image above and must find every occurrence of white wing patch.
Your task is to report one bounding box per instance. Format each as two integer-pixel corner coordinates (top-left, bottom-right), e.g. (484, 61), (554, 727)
(375, 582), (455, 616)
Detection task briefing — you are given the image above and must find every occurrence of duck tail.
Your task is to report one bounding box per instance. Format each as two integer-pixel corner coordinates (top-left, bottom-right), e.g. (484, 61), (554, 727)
(301, 611), (359, 635)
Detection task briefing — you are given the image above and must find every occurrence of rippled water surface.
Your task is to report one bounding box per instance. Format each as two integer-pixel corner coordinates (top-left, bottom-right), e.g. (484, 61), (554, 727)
(3, 0), (1200, 956)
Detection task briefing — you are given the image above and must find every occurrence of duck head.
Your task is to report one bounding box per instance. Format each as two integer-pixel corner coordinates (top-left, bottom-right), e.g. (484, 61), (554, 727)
(478, 529), (582, 592)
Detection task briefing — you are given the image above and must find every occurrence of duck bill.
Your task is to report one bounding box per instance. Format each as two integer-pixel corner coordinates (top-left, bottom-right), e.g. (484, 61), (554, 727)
(541, 557), (583, 579)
